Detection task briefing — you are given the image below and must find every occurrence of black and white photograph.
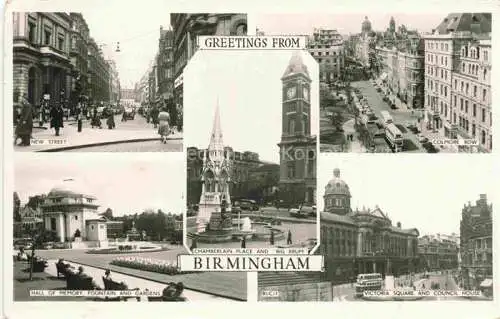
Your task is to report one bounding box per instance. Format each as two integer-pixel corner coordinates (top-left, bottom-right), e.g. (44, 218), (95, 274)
(184, 50), (319, 249)
(12, 10), (247, 152)
(12, 154), (247, 301)
(256, 13), (492, 153)
(258, 155), (493, 302)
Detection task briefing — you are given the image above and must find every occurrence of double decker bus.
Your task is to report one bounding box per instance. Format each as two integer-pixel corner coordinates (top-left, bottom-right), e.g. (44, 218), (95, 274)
(354, 273), (383, 298)
(385, 123), (403, 152)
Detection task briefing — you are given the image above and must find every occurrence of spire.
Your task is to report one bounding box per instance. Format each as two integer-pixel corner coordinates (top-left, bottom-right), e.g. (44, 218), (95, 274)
(208, 98), (224, 152)
(282, 51), (310, 80)
(333, 168), (340, 178)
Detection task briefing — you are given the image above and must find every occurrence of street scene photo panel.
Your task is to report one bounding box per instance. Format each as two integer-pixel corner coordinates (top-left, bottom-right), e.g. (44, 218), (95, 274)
(184, 50), (319, 251)
(12, 11), (247, 152)
(257, 154), (493, 302)
(256, 13), (492, 153)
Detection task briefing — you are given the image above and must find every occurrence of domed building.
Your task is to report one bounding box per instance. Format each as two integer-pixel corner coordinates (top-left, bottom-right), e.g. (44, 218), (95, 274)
(361, 16), (372, 35)
(320, 169), (420, 284)
(41, 179), (108, 247)
(323, 168), (352, 215)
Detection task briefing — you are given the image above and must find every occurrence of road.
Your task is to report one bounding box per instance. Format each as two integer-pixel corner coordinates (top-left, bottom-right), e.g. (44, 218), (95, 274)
(350, 81), (425, 152)
(65, 139), (182, 152)
(331, 273), (467, 301)
(15, 114), (182, 152)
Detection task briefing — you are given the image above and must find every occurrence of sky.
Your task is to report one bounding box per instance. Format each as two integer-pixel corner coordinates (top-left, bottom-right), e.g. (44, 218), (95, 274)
(183, 50), (319, 163)
(318, 155), (494, 236)
(255, 14), (445, 37)
(80, 1), (172, 89)
(14, 154), (185, 216)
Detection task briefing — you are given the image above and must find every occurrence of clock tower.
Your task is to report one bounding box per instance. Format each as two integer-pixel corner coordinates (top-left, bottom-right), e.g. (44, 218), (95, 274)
(278, 51), (316, 206)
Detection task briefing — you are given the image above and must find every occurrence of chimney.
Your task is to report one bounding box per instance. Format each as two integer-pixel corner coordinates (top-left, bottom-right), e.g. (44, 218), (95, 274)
(397, 222), (401, 228)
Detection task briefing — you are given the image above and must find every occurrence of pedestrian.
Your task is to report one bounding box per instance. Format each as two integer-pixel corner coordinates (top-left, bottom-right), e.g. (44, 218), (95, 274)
(75, 103), (83, 133)
(287, 229), (292, 245)
(15, 94), (33, 146)
(241, 237), (246, 248)
(270, 230), (275, 245)
(91, 107), (102, 129)
(106, 108), (116, 129)
(190, 238), (197, 250)
(158, 110), (171, 143)
(50, 104), (64, 136)
(151, 106), (159, 129)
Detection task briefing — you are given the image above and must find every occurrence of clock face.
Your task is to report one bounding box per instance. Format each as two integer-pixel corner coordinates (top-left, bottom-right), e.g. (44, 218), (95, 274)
(303, 87), (309, 101)
(287, 87), (296, 99)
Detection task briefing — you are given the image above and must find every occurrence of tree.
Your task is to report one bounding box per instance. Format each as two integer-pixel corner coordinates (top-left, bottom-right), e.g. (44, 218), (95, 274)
(13, 192), (21, 222)
(102, 208), (114, 220)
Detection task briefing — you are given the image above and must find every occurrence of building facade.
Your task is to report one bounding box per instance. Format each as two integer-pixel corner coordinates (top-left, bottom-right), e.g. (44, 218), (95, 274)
(460, 194), (492, 290)
(156, 26), (174, 101)
(307, 28), (345, 83)
(278, 52), (316, 206)
(423, 13), (492, 152)
(41, 181), (108, 246)
(87, 37), (111, 104)
(418, 233), (459, 271)
(13, 13), (73, 108)
(170, 14), (247, 112)
(320, 169), (419, 284)
(68, 13), (89, 106)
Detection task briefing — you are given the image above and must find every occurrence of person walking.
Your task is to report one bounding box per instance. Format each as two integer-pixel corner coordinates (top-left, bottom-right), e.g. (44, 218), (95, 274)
(15, 94), (33, 146)
(106, 108), (116, 129)
(287, 229), (292, 245)
(241, 237), (246, 248)
(75, 103), (83, 133)
(270, 230), (275, 245)
(151, 106), (159, 129)
(50, 104), (64, 136)
(91, 106), (102, 129)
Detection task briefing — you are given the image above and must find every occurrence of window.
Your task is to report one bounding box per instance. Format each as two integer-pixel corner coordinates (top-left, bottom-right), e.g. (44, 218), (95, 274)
(58, 37), (64, 51)
(445, 44), (448, 51)
(482, 89), (487, 102)
(484, 69), (487, 81)
(460, 98), (463, 110)
(454, 95), (457, 107)
(74, 215), (78, 220)
(444, 70), (447, 80)
(482, 109), (486, 122)
(473, 86), (477, 97)
(466, 83), (469, 95)
(444, 86), (447, 97)
(462, 63), (465, 72)
(481, 130), (486, 145)
(44, 29), (51, 45)
(288, 119), (295, 134)
(473, 104), (477, 117)
(472, 124), (476, 137)
(454, 79), (457, 90)
(461, 82), (464, 93)
(468, 64), (471, 74)
(465, 101), (468, 113)
(28, 22), (36, 43)
(287, 163), (295, 178)
(483, 50), (488, 61)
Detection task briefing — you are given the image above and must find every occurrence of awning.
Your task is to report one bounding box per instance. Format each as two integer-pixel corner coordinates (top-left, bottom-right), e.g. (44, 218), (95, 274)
(480, 279), (493, 288)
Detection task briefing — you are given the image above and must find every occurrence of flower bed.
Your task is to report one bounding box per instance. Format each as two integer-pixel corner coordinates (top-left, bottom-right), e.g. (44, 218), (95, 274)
(110, 256), (185, 275)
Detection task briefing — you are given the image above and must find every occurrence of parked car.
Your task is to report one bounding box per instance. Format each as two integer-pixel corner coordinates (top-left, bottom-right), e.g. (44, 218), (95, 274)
(231, 206), (242, 214)
(416, 134), (429, 143)
(238, 199), (259, 211)
(123, 107), (135, 120)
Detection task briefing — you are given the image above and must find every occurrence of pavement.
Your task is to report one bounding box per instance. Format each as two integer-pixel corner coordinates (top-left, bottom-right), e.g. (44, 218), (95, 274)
(42, 259), (227, 301)
(14, 114), (183, 152)
(342, 119), (366, 153)
(34, 247), (247, 300)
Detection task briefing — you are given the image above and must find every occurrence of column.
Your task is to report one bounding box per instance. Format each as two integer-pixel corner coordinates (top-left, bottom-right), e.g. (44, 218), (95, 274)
(58, 215), (65, 243)
(357, 232), (362, 256)
(372, 262), (376, 273)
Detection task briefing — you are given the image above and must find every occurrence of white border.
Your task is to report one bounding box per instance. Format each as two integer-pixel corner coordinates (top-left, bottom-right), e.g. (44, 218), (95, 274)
(3, 1), (500, 319)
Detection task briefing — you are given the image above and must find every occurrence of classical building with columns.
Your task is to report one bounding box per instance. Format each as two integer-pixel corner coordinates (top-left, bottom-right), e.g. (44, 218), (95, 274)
(41, 180), (108, 247)
(13, 12), (73, 108)
(320, 169), (419, 284)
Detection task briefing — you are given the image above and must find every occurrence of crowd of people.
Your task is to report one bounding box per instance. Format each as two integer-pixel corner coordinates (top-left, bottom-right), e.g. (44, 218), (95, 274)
(13, 93), (181, 146)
